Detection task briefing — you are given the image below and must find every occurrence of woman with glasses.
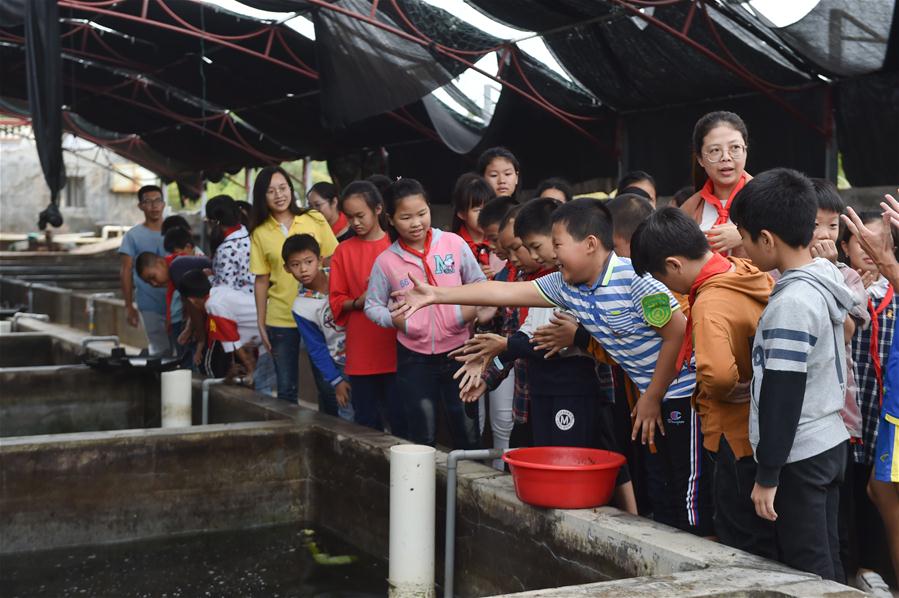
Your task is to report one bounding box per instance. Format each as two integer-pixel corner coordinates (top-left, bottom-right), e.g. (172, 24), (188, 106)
(249, 166), (339, 404)
(680, 111), (752, 256)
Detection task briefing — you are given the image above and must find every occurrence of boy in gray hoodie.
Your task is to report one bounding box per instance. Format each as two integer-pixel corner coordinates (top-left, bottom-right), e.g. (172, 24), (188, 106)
(730, 168), (861, 582)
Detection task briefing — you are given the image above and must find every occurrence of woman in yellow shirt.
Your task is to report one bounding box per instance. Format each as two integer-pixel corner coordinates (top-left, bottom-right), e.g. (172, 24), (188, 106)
(249, 166), (338, 403)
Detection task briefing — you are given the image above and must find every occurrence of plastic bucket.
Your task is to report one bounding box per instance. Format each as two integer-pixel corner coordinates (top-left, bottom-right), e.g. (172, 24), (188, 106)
(502, 447), (626, 509)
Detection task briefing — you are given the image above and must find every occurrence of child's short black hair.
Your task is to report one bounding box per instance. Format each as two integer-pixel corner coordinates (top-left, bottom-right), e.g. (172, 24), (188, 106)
(606, 193), (654, 243)
(281, 234), (321, 263)
(811, 178), (844, 214)
(617, 170), (655, 192)
(451, 172), (495, 232)
(514, 198), (559, 240)
(551, 197), (614, 249)
(177, 269), (212, 299)
(478, 196), (520, 230)
(536, 177), (573, 203)
(308, 181), (338, 204)
(476, 147), (520, 177)
(499, 204), (522, 233)
(365, 174), (392, 196)
(630, 207), (710, 276)
(729, 168), (816, 248)
(161, 215), (191, 235)
(163, 226), (194, 253)
(205, 194), (240, 227)
(135, 252), (163, 278)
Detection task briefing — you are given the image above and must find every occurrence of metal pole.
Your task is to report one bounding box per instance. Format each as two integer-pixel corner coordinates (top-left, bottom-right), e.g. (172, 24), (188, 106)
(201, 377), (226, 425)
(444, 448), (504, 598)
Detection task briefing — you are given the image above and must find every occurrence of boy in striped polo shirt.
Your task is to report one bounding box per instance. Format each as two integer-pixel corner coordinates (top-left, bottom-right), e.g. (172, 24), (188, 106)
(392, 198), (711, 534)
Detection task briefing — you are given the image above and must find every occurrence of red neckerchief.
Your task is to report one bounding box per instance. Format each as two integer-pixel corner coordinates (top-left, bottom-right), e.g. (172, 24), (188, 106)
(677, 253), (732, 371)
(699, 172), (748, 227)
(399, 229), (438, 286)
(458, 225), (491, 267)
(222, 224), (242, 238)
(868, 283), (894, 405)
(520, 267), (555, 322)
(331, 212), (349, 236)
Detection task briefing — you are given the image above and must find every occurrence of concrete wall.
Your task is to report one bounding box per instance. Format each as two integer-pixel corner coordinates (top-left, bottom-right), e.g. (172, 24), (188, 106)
(0, 134), (147, 234)
(0, 421), (309, 553)
(0, 365), (160, 437)
(0, 333), (82, 367)
(0, 372), (863, 597)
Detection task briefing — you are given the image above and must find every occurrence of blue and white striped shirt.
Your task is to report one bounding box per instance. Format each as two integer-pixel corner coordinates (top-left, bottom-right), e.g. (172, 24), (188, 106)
(533, 253), (696, 400)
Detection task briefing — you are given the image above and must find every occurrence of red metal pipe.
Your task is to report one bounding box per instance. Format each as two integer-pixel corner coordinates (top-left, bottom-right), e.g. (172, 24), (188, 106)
(58, 0), (319, 79)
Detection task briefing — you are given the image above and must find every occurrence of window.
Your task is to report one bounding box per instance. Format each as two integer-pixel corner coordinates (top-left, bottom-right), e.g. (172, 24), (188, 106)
(62, 176), (86, 208)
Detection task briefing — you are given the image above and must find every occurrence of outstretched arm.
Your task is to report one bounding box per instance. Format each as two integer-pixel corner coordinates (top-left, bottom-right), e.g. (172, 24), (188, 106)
(390, 275), (552, 320)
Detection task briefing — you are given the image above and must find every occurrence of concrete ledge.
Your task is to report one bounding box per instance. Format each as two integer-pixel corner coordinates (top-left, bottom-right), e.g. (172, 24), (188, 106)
(488, 565), (864, 597)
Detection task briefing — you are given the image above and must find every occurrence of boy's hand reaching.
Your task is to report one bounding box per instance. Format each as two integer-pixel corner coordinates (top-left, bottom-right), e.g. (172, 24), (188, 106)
(452, 358), (487, 394)
(449, 333), (507, 364)
(751, 483), (778, 521)
(631, 393), (664, 447)
(335, 380), (351, 408)
(390, 273), (435, 320)
(809, 239), (838, 262)
(532, 312), (578, 358)
(459, 377), (486, 403)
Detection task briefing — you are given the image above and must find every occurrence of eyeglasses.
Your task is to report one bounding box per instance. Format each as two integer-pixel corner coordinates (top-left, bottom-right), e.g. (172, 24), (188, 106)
(703, 144), (747, 163)
(266, 185), (291, 198)
(139, 197), (165, 206)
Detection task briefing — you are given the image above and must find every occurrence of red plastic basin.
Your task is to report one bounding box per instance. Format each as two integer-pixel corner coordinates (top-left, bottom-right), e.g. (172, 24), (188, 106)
(502, 447), (626, 509)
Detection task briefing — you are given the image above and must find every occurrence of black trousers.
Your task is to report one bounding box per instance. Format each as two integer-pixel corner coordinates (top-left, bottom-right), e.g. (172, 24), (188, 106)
(711, 436), (777, 559)
(643, 397), (714, 536)
(774, 441), (847, 582)
(530, 395), (631, 485)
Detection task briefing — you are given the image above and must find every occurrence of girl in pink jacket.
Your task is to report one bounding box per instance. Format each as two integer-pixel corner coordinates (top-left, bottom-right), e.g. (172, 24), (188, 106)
(365, 178), (486, 448)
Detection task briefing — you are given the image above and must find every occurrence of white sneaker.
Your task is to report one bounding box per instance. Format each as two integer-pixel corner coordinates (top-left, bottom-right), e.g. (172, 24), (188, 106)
(855, 570), (893, 598)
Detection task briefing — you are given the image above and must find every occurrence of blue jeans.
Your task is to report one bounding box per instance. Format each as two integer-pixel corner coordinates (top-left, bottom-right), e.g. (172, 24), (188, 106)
(266, 325), (350, 415)
(350, 373), (407, 439)
(267, 325), (300, 403)
(254, 351), (276, 396)
(396, 344), (479, 449)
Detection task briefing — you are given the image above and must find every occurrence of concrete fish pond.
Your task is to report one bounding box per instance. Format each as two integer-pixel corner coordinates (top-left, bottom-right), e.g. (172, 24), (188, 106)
(0, 325), (864, 597)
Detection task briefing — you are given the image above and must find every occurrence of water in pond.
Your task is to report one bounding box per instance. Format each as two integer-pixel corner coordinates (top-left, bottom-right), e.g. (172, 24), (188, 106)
(0, 523), (387, 597)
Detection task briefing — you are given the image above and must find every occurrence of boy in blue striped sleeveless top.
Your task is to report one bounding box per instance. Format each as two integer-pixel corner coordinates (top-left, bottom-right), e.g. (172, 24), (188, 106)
(392, 198), (712, 535)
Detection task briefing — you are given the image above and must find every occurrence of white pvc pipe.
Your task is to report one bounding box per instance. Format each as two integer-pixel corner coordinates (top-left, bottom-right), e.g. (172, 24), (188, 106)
(161, 369), (192, 427)
(389, 444), (436, 598)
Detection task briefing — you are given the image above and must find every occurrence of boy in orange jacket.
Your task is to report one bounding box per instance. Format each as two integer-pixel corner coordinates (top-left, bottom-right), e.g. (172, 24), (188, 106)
(630, 206), (777, 558)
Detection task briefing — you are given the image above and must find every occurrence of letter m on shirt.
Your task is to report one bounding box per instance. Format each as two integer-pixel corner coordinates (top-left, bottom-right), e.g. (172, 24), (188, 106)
(434, 254), (455, 275)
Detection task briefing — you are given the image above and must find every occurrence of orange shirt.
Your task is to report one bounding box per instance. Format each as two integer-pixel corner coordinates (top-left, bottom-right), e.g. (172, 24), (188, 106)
(329, 235), (396, 375)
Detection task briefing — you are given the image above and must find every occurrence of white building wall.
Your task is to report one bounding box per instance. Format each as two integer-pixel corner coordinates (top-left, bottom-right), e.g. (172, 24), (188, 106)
(0, 131), (149, 234)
